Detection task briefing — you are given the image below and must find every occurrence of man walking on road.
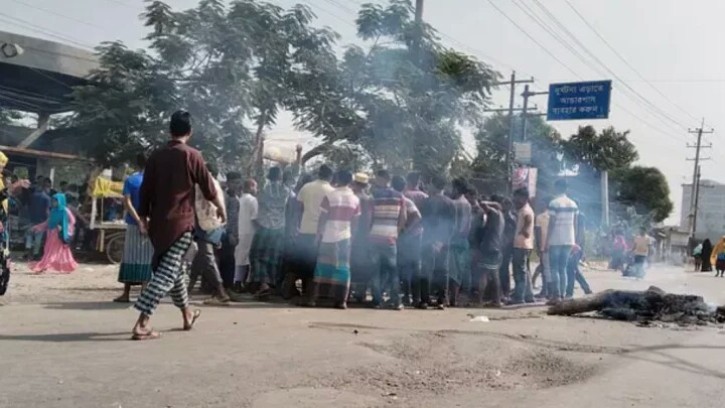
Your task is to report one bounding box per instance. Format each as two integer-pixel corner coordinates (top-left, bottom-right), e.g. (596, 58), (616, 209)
(546, 179), (578, 303)
(131, 111), (225, 340)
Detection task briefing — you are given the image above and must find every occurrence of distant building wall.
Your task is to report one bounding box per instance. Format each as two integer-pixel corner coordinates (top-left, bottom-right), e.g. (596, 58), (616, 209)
(680, 180), (725, 240)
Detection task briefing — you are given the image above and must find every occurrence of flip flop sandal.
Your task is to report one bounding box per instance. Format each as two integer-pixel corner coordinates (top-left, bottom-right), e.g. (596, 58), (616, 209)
(131, 330), (161, 341)
(113, 297), (131, 303)
(203, 297), (230, 306)
(184, 309), (202, 331)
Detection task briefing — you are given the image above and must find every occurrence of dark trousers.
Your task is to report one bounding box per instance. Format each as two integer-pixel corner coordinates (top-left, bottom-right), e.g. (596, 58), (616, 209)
(189, 241), (223, 292)
(511, 248), (534, 302)
(422, 244), (449, 304)
(218, 236), (236, 288)
(499, 245), (513, 296)
(398, 234), (422, 304)
(566, 251), (592, 297)
(371, 242), (399, 306)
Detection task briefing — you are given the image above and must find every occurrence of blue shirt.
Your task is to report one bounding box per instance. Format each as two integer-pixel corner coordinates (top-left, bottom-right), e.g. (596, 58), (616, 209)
(123, 172), (144, 225)
(29, 190), (51, 224)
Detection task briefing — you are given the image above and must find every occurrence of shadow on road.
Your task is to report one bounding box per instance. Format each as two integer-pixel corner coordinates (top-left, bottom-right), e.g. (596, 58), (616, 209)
(0, 331), (129, 342)
(42, 301), (132, 311)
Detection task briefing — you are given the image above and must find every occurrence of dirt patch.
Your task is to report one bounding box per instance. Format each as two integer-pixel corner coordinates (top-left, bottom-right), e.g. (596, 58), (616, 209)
(315, 331), (599, 401)
(507, 351), (598, 387)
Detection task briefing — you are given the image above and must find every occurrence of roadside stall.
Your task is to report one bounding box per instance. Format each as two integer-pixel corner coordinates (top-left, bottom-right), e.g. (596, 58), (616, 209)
(88, 175), (126, 264)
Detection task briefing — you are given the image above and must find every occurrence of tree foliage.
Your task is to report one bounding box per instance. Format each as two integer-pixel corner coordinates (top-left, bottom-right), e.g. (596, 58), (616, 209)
(472, 113), (562, 195)
(561, 125), (638, 173)
(296, 0), (499, 177)
(612, 166), (673, 223)
(67, 0), (338, 170)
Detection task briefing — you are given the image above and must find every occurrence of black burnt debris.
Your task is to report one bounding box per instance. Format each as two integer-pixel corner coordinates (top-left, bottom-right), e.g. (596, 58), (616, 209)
(547, 286), (725, 326)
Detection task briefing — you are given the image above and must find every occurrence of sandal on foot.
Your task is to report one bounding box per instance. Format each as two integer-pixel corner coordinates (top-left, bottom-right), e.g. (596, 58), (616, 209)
(203, 297), (230, 306)
(183, 309), (202, 331)
(131, 330), (161, 341)
(113, 296), (130, 303)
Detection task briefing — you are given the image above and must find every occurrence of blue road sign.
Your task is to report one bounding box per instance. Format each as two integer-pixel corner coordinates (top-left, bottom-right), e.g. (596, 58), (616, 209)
(547, 80), (612, 121)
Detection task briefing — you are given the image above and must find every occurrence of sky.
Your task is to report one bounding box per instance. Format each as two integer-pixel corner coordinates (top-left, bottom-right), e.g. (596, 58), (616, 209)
(3, 0), (725, 225)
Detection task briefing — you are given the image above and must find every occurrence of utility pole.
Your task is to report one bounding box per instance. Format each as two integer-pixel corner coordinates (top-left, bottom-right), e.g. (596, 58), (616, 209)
(692, 165), (702, 237)
(687, 119), (714, 237)
(486, 72), (534, 193)
(413, 0), (424, 64)
(520, 85), (548, 141)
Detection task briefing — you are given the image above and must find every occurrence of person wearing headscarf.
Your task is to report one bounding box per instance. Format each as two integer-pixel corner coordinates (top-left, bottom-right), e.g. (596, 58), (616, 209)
(709, 237), (725, 277)
(701, 238), (713, 272)
(31, 193), (78, 274)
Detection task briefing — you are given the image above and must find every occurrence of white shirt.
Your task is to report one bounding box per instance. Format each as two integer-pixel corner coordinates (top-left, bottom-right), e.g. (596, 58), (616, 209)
(195, 179), (226, 231)
(547, 194), (578, 246)
(237, 193), (258, 236)
(297, 179), (334, 235)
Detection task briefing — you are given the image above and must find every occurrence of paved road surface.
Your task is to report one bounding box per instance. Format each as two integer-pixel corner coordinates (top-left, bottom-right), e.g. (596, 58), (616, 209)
(1, 262), (724, 407)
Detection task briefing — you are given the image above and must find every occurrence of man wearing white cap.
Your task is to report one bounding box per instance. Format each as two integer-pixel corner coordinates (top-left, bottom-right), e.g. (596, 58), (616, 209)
(350, 173), (372, 302)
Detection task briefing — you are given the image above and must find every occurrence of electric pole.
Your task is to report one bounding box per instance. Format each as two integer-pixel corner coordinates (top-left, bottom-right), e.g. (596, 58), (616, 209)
(413, 0), (424, 64)
(485, 72), (534, 193)
(687, 118), (714, 237)
(692, 165), (702, 237)
(520, 85), (548, 141)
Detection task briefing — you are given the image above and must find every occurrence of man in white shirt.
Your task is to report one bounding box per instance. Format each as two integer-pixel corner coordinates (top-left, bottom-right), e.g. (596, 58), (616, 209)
(188, 165), (229, 304)
(534, 198), (551, 298)
(294, 165), (334, 302)
(545, 179), (578, 302)
(234, 179), (258, 290)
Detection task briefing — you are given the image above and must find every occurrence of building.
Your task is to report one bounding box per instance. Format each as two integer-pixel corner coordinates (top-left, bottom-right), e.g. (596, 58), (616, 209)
(680, 179), (725, 240)
(1, 30), (98, 181)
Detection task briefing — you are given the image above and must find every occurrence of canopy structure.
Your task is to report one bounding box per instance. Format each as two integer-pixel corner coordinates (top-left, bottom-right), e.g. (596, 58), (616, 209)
(0, 30), (98, 114)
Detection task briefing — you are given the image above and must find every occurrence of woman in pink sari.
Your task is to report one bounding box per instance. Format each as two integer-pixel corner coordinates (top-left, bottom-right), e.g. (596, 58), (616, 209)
(32, 193), (78, 274)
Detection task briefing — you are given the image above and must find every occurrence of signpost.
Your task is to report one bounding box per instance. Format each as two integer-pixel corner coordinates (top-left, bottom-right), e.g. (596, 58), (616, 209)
(547, 80), (612, 121)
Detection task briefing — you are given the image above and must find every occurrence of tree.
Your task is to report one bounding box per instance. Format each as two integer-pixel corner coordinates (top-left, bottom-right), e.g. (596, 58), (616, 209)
(66, 0), (338, 172)
(293, 0), (499, 177)
(560, 125), (638, 173)
(612, 166), (673, 223)
(471, 113), (562, 196)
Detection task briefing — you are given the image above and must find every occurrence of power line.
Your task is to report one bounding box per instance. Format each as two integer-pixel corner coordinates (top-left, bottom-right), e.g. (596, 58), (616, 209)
(101, 0), (139, 9)
(307, 0), (359, 28)
(314, 0), (688, 147)
(484, 0), (579, 78)
(9, 0), (107, 31)
(562, 0), (699, 124)
(0, 13), (94, 50)
(320, 0), (357, 15)
(511, 0), (601, 77)
(486, 0), (690, 141)
(528, 0), (690, 133)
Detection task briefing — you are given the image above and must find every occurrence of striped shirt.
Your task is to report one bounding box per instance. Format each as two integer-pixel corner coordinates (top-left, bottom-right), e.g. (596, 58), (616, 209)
(548, 194), (578, 246)
(370, 187), (405, 244)
(320, 187), (361, 243)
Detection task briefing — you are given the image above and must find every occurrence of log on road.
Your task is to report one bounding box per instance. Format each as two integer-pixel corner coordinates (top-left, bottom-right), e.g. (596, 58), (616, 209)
(547, 286), (725, 325)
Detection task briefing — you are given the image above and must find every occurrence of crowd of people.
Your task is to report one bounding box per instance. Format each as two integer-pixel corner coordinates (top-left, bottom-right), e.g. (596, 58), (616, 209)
(0, 154), (83, 275)
(693, 237), (725, 278)
(111, 111), (594, 340)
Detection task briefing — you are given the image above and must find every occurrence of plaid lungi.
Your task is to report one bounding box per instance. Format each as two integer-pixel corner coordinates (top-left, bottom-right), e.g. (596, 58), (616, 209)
(249, 227), (284, 285)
